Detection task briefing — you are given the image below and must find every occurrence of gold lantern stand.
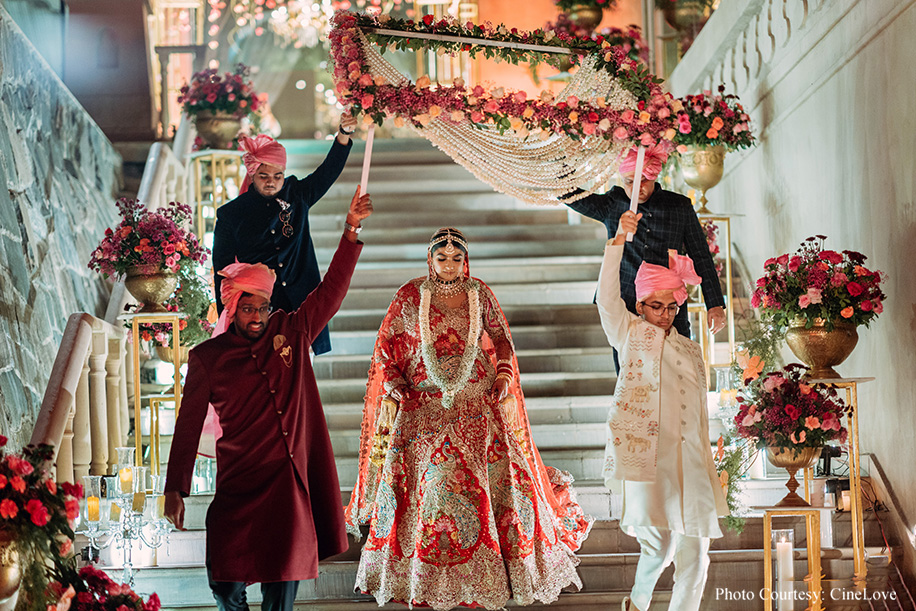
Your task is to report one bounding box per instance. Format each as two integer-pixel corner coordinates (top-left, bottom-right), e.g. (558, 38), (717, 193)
(806, 377), (874, 585)
(119, 312), (186, 475)
(188, 150), (247, 240)
(756, 505), (824, 611)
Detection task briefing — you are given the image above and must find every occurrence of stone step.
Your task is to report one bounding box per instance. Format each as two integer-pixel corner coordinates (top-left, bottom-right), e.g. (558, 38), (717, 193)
(317, 238), (605, 264)
(327, 421), (606, 458)
(331, 257), (602, 289)
(321, 323), (609, 356)
(310, 207), (571, 231)
(312, 222), (604, 248)
(318, 371), (614, 405)
(118, 543), (892, 611)
(327, 303), (601, 332)
(322, 394), (612, 431)
(313, 347), (614, 380)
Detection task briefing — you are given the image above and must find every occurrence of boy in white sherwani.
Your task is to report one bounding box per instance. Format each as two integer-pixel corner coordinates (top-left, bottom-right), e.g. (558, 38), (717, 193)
(597, 210), (728, 611)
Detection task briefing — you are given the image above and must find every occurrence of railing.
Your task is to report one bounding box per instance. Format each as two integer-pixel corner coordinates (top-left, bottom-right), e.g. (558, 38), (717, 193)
(30, 314), (128, 483)
(37, 116), (197, 481)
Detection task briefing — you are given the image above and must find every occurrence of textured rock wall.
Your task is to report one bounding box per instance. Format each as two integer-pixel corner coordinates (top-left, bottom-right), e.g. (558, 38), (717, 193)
(0, 6), (121, 448)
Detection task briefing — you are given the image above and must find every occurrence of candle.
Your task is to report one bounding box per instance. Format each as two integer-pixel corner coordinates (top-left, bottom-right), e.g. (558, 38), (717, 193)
(87, 496), (100, 522)
(157, 495), (166, 519)
(132, 491), (147, 513)
(110, 502), (121, 521)
(119, 467), (132, 494)
(776, 539), (794, 581)
(625, 146), (646, 243)
(359, 125), (375, 196)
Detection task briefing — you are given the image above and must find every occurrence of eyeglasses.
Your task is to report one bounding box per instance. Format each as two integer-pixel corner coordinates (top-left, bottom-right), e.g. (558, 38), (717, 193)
(640, 302), (679, 316)
(238, 305), (271, 316)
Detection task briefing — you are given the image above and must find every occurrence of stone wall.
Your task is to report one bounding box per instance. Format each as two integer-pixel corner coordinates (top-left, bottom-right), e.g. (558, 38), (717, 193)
(668, 0), (916, 578)
(0, 6), (121, 449)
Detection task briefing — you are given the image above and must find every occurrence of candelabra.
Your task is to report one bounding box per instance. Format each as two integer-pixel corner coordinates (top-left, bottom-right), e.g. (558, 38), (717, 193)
(79, 447), (171, 585)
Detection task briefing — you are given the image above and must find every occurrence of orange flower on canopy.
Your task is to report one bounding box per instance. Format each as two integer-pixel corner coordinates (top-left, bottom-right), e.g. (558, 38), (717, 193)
(706, 128), (719, 139)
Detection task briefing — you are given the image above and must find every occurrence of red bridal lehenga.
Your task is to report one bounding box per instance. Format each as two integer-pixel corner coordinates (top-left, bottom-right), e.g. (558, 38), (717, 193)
(345, 271), (593, 610)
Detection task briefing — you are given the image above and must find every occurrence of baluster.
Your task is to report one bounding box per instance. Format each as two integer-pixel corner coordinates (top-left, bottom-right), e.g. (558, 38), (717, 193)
(57, 406), (76, 484)
(735, 28), (751, 93)
(72, 350), (91, 480)
(106, 334), (126, 475)
(773, 0), (791, 48)
(786, 0), (808, 35)
(760, 0), (777, 67)
(88, 324), (110, 476)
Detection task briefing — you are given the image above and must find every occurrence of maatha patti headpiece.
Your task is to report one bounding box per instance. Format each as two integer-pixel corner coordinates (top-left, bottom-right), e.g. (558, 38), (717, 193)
(429, 228), (468, 255)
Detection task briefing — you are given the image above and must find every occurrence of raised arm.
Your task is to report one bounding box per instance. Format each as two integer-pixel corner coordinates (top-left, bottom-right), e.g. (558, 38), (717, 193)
(289, 112), (355, 207)
(562, 189), (611, 223)
(596, 211), (642, 349)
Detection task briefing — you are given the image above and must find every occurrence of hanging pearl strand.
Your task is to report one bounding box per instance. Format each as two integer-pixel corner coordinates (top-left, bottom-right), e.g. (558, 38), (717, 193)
(359, 34), (642, 206)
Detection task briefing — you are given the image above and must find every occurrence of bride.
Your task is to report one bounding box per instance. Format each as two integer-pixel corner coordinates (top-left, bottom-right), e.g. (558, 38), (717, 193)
(345, 227), (593, 610)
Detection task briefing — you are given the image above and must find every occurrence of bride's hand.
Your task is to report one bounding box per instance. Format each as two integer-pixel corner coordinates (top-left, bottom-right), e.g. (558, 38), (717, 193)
(491, 377), (510, 403)
(388, 386), (405, 403)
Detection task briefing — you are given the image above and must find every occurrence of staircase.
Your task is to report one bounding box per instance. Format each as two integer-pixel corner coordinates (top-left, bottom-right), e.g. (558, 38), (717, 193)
(107, 139), (900, 610)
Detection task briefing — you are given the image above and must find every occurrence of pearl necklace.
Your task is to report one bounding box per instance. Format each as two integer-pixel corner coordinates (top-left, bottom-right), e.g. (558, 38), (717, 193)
(434, 275), (465, 297)
(419, 278), (481, 409)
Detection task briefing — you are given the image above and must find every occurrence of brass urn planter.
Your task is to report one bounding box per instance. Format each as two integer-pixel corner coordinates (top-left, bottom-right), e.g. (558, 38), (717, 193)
(785, 319), (858, 380)
(0, 531), (20, 611)
(662, 0), (708, 31)
(567, 5), (604, 30)
(679, 144), (725, 214)
(194, 110), (242, 150)
(766, 445), (822, 507)
(124, 265), (178, 313)
(155, 344), (191, 365)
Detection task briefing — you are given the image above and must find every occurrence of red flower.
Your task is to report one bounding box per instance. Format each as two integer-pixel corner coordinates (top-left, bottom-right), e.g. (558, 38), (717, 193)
(787, 256), (801, 272)
(0, 474), (6, 489)
(65, 498), (80, 521)
(423, 14), (434, 25)
(785, 404), (801, 420)
(846, 281), (864, 296)
(10, 476), (25, 493)
(60, 481), (83, 498)
(0, 435), (6, 447)
(0, 499), (17, 519)
(47, 478), (57, 494)
(25, 498), (50, 526)
(818, 250), (843, 264)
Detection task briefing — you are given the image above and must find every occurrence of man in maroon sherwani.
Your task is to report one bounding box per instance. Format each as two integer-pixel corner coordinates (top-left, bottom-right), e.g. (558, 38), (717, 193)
(164, 187), (372, 611)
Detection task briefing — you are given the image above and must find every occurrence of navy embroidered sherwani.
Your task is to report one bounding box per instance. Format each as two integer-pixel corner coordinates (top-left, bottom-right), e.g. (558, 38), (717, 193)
(212, 139), (351, 355)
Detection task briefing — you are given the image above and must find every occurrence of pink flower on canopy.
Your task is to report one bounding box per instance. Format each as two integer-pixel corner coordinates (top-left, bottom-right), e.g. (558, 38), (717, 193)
(798, 294), (811, 308)
(566, 95), (579, 108)
(874, 300), (883, 314)
(831, 272), (848, 287)
(804, 416), (820, 429)
(513, 91), (527, 103)
(582, 123), (597, 135)
(741, 410), (762, 427)
(806, 287), (823, 305)
(360, 94), (374, 108)
(785, 404), (801, 420)
(678, 121), (691, 134)
(776, 254), (789, 266)
(358, 74), (373, 87)
(790, 430), (806, 444)
(484, 100), (499, 113)
(613, 126), (629, 139)
(620, 109), (635, 123)
(470, 111), (484, 123)
(640, 133), (655, 146)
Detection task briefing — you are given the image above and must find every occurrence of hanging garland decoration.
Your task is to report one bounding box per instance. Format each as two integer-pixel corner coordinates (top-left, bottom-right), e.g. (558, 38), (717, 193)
(329, 11), (681, 204)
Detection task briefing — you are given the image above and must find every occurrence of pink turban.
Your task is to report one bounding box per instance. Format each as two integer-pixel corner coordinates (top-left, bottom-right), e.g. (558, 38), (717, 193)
(635, 250), (702, 306)
(239, 134), (287, 193)
(214, 260), (277, 335)
(618, 143), (670, 181)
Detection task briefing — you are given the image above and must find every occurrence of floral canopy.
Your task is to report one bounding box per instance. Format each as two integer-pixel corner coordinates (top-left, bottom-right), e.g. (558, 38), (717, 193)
(329, 11), (679, 205)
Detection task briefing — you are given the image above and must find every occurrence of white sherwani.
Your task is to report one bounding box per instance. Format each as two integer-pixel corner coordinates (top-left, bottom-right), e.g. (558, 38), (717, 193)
(596, 243), (727, 538)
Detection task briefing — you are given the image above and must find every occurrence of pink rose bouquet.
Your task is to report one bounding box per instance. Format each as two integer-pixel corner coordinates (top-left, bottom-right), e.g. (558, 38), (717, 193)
(178, 63), (261, 119)
(49, 564), (161, 611)
(88, 199), (209, 280)
(734, 363), (849, 450)
(751, 235), (886, 331)
(673, 84), (755, 151)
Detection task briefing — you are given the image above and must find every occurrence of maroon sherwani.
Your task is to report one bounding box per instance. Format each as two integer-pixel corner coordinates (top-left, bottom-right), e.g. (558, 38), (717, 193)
(165, 236), (360, 582)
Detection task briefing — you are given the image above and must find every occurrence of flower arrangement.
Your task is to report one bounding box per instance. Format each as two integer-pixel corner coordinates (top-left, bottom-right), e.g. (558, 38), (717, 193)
(178, 63), (261, 119)
(734, 363), (849, 450)
(0, 437), (82, 611)
(673, 85), (755, 152)
(49, 564), (161, 611)
(555, 0), (617, 11)
(701, 219), (724, 279)
(88, 199), (209, 280)
(597, 25), (649, 66)
(750, 235), (886, 332)
(329, 11), (677, 146)
(125, 266), (215, 348)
